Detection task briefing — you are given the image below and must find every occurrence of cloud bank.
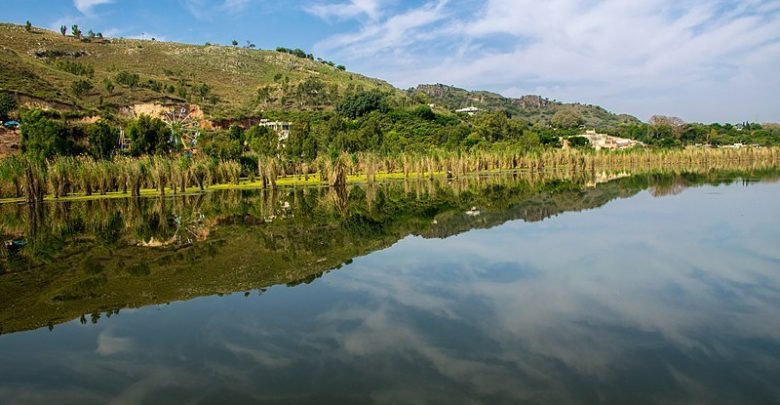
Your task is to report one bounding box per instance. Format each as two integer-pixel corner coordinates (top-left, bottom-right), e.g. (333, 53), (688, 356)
(308, 0), (780, 122)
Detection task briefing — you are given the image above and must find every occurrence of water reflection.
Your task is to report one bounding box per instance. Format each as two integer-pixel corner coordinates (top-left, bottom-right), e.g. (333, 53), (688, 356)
(0, 169), (779, 403)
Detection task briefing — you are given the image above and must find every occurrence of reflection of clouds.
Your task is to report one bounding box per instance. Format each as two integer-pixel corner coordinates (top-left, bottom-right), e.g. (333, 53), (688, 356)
(223, 341), (292, 368)
(96, 330), (133, 356)
(1, 181), (778, 402)
(0, 386), (106, 405)
(317, 182), (780, 395)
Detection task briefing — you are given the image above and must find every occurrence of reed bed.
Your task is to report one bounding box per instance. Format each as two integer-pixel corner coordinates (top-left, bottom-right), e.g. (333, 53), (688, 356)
(0, 147), (778, 202)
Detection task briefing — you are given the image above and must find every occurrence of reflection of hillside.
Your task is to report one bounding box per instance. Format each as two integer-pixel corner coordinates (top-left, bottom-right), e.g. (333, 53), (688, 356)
(419, 179), (645, 239)
(0, 169), (778, 335)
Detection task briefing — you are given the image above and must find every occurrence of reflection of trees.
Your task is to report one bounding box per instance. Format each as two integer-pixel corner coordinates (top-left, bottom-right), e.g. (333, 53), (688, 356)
(1, 168), (779, 333)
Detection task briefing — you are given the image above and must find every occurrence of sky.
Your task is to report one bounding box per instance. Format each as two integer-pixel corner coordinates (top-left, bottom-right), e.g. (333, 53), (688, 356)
(1, 0), (779, 123)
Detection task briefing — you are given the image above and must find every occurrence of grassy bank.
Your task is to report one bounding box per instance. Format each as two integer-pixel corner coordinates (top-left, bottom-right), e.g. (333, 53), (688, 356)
(1, 147), (779, 204)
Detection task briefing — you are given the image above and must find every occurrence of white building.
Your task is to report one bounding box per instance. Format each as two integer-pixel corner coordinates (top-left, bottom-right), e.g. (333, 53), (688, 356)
(258, 119), (291, 141)
(455, 106), (480, 116)
(577, 130), (642, 151)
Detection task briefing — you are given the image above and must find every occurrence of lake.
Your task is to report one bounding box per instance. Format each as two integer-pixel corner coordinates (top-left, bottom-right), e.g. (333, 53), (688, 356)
(1, 169), (779, 404)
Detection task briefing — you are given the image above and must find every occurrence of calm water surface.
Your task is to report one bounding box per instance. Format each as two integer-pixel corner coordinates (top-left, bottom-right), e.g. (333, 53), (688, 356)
(1, 171), (779, 404)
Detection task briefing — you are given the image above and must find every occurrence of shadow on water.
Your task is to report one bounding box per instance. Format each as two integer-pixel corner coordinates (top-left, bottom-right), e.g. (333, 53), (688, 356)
(1, 167), (779, 335)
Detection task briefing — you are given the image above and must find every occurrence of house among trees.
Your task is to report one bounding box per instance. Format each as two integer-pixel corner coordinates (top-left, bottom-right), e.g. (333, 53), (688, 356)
(258, 119), (292, 142)
(579, 130), (642, 151)
(455, 106), (480, 116)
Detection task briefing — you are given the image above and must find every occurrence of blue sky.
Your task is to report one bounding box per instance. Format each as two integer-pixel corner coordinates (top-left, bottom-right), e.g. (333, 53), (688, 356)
(2, 0), (779, 123)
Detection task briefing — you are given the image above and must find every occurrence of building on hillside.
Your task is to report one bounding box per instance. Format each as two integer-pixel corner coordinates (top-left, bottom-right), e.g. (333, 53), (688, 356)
(455, 106), (480, 116)
(578, 130), (642, 151)
(258, 119), (292, 142)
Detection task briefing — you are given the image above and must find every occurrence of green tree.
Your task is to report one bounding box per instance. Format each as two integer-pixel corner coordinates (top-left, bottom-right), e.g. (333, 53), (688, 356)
(567, 136), (590, 148)
(199, 130), (241, 159)
(71, 80), (93, 98)
(285, 122), (318, 162)
(245, 125), (278, 157)
(519, 130), (541, 150)
(473, 111), (511, 142)
(412, 105), (436, 120)
(359, 114), (384, 151)
(25, 21), (32, 32)
(0, 93), (18, 121)
(232, 39), (238, 47)
(115, 71), (139, 88)
(126, 115), (171, 156)
(103, 78), (115, 94)
(87, 29), (95, 39)
(60, 25), (67, 36)
(71, 24), (82, 39)
(20, 110), (70, 158)
(551, 108), (584, 129)
(87, 120), (119, 159)
(336, 91), (386, 119)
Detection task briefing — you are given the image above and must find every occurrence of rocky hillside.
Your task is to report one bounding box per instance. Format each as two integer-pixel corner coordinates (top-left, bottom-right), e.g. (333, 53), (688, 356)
(413, 84), (640, 129)
(0, 23), (399, 118)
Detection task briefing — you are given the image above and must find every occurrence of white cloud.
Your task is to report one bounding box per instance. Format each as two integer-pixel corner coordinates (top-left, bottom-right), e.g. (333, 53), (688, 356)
(222, 0), (251, 14)
(96, 330), (132, 356)
(180, 0), (253, 20)
(74, 0), (114, 15)
(309, 0), (780, 122)
(305, 0), (385, 21)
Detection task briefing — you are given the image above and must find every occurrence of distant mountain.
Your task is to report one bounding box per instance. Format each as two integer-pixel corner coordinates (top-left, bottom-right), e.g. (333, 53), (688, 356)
(412, 84), (641, 128)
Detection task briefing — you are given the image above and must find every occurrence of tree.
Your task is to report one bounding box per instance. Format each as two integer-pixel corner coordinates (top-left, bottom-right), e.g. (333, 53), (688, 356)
(519, 130), (541, 150)
(567, 136), (590, 148)
(87, 29), (95, 39)
(60, 25), (67, 36)
(336, 91), (386, 119)
(412, 105), (436, 120)
(19, 110), (69, 158)
(245, 125), (278, 157)
(103, 78), (115, 94)
(71, 24), (82, 39)
(232, 39), (238, 47)
(473, 111), (511, 142)
(115, 71), (139, 88)
(71, 79), (93, 98)
(25, 21), (32, 32)
(0, 93), (18, 121)
(551, 108), (584, 129)
(87, 120), (119, 159)
(97, 32), (103, 39)
(126, 115), (171, 156)
(195, 83), (210, 100)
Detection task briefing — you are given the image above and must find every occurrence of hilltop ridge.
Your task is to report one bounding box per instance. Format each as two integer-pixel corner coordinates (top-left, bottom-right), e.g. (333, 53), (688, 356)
(1, 22), (637, 127)
(0, 23), (399, 118)
(411, 83), (640, 129)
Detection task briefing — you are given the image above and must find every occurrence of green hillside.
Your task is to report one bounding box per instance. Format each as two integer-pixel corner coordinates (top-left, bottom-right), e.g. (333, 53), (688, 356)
(0, 22), (642, 127)
(0, 23), (399, 118)
(412, 83), (641, 129)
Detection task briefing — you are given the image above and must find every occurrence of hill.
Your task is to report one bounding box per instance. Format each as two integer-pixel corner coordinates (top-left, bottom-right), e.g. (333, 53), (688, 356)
(0, 23), (399, 118)
(412, 83), (640, 129)
(0, 23), (643, 128)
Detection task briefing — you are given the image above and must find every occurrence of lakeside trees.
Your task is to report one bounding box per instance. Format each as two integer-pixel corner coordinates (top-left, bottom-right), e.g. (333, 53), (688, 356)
(2, 85), (780, 203)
